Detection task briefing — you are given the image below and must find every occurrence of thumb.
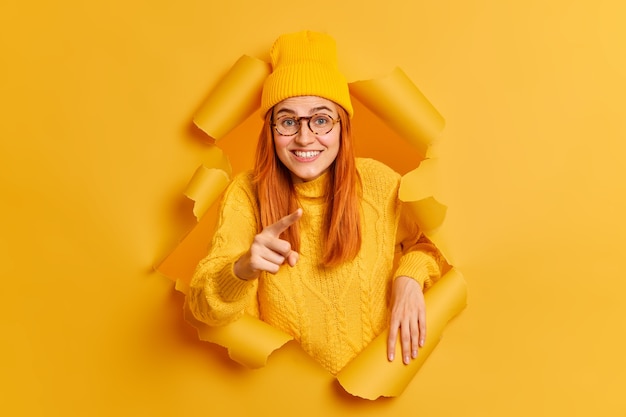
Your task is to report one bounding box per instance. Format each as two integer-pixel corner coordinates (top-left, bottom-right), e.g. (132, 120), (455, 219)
(286, 250), (299, 267)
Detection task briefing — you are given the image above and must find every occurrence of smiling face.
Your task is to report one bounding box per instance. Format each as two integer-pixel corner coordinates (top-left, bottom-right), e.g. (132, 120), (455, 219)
(272, 96), (341, 183)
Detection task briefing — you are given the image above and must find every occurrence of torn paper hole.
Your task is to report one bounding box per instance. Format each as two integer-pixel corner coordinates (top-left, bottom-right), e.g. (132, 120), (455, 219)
(157, 52), (466, 400)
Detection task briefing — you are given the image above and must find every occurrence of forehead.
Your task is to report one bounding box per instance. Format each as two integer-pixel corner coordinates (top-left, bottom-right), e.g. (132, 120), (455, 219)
(273, 96), (338, 114)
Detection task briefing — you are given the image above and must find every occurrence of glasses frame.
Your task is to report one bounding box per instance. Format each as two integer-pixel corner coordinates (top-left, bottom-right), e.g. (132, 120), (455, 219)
(272, 113), (341, 136)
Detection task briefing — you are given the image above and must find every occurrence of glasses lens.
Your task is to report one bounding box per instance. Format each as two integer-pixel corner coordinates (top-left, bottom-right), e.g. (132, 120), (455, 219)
(275, 116), (298, 135)
(310, 114), (334, 134)
(274, 114), (337, 135)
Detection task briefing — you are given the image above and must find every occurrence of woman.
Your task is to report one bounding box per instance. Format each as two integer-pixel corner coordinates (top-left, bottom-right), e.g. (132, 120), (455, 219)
(188, 31), (444, 375)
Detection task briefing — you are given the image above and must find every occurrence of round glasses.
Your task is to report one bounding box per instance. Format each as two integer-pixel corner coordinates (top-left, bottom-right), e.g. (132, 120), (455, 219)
(272, 114), (340, 136)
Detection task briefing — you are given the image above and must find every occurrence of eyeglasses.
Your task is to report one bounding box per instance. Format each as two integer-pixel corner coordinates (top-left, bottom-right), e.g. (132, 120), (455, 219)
(272, 113), (341, 136)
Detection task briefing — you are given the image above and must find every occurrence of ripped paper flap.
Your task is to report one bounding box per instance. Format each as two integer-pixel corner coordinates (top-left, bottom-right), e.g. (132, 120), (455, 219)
(349, 67), (445, 155)
(176, 280), (293, 368)
(184, 165), (230, 221)
(193, 55), (271, 140)
(336, 268), (467, 399)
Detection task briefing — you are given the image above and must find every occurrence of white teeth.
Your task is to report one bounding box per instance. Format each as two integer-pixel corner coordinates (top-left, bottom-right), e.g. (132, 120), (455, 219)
(294, 151), (320, 158)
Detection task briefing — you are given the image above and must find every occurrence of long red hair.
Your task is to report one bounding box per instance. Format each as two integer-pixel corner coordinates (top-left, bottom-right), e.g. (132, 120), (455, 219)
(253, 105), (362, 267)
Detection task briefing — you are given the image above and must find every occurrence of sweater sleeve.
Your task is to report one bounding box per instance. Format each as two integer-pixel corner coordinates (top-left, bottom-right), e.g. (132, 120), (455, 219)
(187, 173), (260, 326)
(394, 198), (446, 291)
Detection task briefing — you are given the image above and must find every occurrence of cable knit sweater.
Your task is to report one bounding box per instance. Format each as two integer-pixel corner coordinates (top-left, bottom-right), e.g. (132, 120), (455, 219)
(188, 158), (442, 375)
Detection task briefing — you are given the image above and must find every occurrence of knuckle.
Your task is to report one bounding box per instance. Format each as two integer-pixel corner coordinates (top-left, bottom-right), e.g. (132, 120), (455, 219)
(389, 313), (401, 326)
(277, 241), (291, 256)
(253, 234), (266, 246)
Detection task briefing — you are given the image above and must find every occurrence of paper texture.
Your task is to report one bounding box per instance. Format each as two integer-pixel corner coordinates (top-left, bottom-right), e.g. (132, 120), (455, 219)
(349, 67), (445, 155)
(157, 53), (466, 400)
(193, 55), (271, 140)
(185, 166), (230, 221)
(398, 158), (447, 233)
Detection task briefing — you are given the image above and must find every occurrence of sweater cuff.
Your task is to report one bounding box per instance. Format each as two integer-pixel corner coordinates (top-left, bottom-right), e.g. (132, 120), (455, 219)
(395, 251), (440, 290)
(213, 262), (256, 302)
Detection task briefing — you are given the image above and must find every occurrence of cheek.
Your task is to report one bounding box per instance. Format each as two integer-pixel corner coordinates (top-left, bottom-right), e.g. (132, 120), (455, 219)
(273, 137), (290, 154)
(319, 133), (341, 155)
(273, 138), (292, 165)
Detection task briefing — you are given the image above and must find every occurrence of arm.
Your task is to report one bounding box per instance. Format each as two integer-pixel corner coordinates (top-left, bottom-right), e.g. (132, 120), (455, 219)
(187, 174), (260, 326)
(387, 201), (446, 364)
(394, 203), (446, 290)
(187, 174), (304, 327)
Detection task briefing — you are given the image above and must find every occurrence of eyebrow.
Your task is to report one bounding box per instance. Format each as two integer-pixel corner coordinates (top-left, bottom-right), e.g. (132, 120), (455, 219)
(274, 106), (335, 117)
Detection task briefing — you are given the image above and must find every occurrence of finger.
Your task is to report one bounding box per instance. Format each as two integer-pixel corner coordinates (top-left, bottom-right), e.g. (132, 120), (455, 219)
(411, 314), (420, 359)
(249, 257), (281, 274)
(251, 237), (289, 263)
(263, 237), (293, 258)
(387, 323), (398, 361)
(264, 208), (303, 237)
(418, 307), (427, 347)
(286, 250), (299, 267)
(401, 319), (412, 365)
(259, 250), (285, 267)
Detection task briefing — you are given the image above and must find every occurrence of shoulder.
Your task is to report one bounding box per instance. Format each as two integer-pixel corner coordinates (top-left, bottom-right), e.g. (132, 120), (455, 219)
(229, 170), (255, 189)
(356, 158), (402, 206)
(356, 158), (401, 188)
(221, 170), (257, 206)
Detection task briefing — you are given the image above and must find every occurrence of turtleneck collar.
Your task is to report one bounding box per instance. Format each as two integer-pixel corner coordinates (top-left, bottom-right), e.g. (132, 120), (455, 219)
(293, 170), (330, 201)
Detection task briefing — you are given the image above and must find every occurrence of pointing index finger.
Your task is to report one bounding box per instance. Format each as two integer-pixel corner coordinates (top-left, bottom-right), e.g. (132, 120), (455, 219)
(264, 208), (302, 237)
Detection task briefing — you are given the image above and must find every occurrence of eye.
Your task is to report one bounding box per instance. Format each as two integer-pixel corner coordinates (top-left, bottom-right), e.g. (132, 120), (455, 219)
(312, 114), (331, 126)
(279, 117), (297, 127)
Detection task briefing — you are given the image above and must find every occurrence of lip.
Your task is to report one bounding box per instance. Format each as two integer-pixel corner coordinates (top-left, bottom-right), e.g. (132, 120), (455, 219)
(291, 149), (323, 162)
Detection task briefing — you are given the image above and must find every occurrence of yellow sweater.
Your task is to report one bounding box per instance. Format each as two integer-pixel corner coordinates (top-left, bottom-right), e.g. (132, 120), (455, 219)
(188, 158), (443, 375)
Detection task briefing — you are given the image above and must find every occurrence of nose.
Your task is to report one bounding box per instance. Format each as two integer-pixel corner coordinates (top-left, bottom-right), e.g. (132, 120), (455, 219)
(293, 121), (316, 145)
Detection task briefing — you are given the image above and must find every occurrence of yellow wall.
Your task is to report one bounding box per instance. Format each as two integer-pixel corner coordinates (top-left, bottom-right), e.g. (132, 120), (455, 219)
(1, 0), (625, 415)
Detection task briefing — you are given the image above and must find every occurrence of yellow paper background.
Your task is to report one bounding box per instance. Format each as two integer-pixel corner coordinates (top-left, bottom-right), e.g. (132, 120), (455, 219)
(2, 0), (626, 416)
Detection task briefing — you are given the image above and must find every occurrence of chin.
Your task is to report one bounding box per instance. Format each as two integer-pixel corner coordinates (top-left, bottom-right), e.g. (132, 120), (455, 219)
(291, 169), (323, 183)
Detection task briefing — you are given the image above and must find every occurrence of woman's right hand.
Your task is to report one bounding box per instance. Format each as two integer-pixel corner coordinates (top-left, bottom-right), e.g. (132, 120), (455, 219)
(233, 208), (303, 281)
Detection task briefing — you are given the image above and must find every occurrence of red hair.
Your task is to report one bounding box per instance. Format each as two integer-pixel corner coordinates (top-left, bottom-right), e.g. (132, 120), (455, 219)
(253, 105), (362, 267)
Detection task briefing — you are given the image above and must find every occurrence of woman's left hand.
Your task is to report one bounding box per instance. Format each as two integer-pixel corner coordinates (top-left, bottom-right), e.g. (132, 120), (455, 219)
(387, 275), (426, 365)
